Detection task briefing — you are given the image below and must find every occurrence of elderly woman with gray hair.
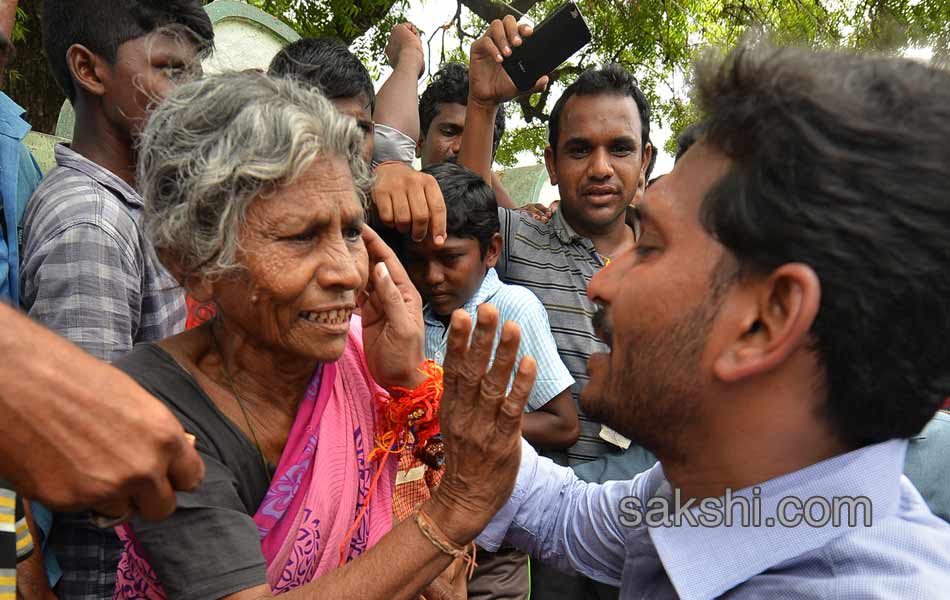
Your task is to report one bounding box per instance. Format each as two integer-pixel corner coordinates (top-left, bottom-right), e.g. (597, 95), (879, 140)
(109, 71), (537, 600)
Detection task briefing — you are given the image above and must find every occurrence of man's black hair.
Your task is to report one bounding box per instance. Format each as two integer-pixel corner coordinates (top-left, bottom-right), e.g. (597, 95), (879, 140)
(420, 63), (506, 157)
(695, 40), (950, 447)
(674, 121), (708, 163)
(42, 0), (214, 102)
(548, 64), (651, 158)
(421, 162), (499, 256)
(268, 38), (375, 112)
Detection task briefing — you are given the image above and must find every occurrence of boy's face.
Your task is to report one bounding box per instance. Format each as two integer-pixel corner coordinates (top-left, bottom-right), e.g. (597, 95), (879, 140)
(418, 102), (466, 168)
(103, 30), (202, 140)
(406, 233), (502, 316)
(331, 94), (375, 165)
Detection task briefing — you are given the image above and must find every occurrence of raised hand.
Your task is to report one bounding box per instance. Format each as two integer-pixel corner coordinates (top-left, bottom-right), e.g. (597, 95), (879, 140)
(385, 22), (424, 77)
(468, 15), (549, 108)
(425, 305), (538, 544)
(359, 225), (427, 389)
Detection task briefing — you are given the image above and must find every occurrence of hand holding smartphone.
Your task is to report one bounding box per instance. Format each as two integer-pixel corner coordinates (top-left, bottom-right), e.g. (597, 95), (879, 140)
(502, 2), (592, 91)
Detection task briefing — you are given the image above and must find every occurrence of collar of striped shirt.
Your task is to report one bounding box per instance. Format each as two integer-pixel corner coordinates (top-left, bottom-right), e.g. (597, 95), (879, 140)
(550, 205), (641, 247)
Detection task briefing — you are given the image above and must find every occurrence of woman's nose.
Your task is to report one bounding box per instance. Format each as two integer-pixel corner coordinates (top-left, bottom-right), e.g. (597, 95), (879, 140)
(318, 240), (363, 290)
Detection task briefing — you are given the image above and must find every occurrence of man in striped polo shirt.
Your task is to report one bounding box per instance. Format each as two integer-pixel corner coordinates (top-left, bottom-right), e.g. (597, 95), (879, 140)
(457, 28), (654, 468)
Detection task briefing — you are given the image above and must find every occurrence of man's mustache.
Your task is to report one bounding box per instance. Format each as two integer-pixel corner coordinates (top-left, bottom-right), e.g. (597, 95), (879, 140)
(592, 305), (613, 349)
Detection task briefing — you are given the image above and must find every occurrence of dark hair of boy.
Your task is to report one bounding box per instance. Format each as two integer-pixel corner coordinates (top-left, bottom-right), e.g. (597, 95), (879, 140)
(422, 162), (499, 257)
(420, 62), (506, 156)
(695, 42), (950, 447)
(268, 37), (376, 112)
(674, 120), (708, 162)
(548, 64), (650, 158)
(42, 0), (214, 102)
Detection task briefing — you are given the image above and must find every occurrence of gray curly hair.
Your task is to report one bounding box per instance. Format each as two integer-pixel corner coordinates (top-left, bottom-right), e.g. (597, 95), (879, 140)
(137, 70), (372, 279)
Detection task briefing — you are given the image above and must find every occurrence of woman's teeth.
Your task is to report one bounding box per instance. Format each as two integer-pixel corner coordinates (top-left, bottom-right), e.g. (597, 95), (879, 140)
(300, 309), (352, 324)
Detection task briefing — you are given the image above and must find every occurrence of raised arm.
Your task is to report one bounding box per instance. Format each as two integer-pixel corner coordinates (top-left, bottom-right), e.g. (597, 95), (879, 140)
(374, 23), (425, 142)
(458, 17), (547, 186)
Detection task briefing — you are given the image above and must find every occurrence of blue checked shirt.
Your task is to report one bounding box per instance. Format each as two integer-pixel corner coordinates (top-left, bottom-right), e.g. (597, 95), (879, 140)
(424, 268), (574, 412)
(478, 438), (950, 599)
(19, 144), (185, 600)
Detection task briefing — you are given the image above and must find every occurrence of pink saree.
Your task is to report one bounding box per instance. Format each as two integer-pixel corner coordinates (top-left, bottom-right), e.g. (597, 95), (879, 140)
(114, 316), (396, 598)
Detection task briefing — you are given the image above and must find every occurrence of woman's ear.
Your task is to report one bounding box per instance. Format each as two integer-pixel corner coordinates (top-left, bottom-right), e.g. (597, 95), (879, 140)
(157, 249), (214, 302)
(66, 43), (107, 97)
(713, 263), (821, 383)
(484, 233), (503, 268)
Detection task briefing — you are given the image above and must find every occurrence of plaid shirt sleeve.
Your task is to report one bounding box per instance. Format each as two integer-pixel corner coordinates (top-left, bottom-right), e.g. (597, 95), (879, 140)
(23, 222), (142, 363)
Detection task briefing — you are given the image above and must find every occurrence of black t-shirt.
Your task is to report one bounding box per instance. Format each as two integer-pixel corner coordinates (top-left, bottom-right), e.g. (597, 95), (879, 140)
(115, 344), (273, 600)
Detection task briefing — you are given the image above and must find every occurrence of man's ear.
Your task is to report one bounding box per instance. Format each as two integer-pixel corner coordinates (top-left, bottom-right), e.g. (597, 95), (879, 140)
(713, 263), (821, 383)
(544, 146), (558, 186)
(415, 136), (424, 160)
(634, 143), (653, 204)
(66, 43), (108, 97)
(484, 233), (503, 268)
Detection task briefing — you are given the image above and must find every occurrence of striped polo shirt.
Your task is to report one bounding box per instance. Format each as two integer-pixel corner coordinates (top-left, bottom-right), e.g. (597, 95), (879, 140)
(497, 207), (638, 465)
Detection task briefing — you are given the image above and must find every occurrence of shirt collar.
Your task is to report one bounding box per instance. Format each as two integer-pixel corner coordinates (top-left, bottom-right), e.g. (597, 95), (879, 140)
(54, 144), (143, 207)
(550, 205), (640, 246)
(0, 92), (31, 141)
(648, 438), (908, 600)
(423, 268), (503, 326)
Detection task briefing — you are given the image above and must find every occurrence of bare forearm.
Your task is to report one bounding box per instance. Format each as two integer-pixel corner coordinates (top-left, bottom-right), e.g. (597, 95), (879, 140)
(229, 497), (478, 600)
(522, 411), (580, 449)
(375, 56), (424, 141)
(458, 100), (501, 186)
(491, 172), (515, 208)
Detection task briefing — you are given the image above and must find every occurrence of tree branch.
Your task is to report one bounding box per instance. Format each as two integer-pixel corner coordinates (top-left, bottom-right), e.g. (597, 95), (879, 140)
(461, 0), (542, 23)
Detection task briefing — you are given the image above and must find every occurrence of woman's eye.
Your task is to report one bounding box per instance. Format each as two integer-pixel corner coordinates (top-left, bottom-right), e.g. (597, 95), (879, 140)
(343, 227), (363, 242)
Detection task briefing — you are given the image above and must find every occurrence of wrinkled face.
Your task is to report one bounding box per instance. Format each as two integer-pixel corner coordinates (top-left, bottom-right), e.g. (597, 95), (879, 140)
(405, 234), (500, 317)
(331, 94), (375, 165)
(104, 30), (202, 140)
(582, 142), (733, 457)
(420, 102), (466, 167)
(213, 156), (369, 362)
(547, 93), (649, 235)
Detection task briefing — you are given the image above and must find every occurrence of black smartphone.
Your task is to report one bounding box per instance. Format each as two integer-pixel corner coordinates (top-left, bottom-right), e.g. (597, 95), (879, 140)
(502, 2), (592, 92)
